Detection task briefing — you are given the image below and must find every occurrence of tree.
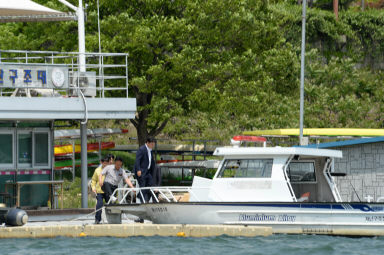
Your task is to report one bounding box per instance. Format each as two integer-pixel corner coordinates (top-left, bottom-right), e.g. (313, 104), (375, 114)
(184, 0), (301, 135)
(87, 0), (283, 145)
(2, 0), (384, 145)
(0, 0), (195, 146)
(86, 0), (203, 145)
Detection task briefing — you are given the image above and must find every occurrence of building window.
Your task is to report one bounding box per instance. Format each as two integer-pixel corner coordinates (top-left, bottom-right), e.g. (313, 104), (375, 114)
(0, 128), (51, 169)
(287, 161), (316, 183)
(218, 159), (273, 178)
(34, 132), (49, 166)
(17, 129), (51, 169)
(0, 133), (14, 166)
(18, 132), (32, 166)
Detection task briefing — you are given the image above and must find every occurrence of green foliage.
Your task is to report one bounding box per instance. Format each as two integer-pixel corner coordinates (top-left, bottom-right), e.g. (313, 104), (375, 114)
(341, 10), (384, 66)
(86, 0), (195, 144)
(162, 1), (384, 141)
(303, 48), (384, 128)
(1, 0), (384, 144)
(0, 0), (78, 51)
(181, 0), (301, 137)
(314, 0), (356, 10)
(59, 177), (96, 209)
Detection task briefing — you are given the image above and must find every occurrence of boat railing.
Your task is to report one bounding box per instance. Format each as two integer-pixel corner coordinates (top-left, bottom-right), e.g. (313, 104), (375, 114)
(324, 158), (343, 202)
(108, 186), (213, 205)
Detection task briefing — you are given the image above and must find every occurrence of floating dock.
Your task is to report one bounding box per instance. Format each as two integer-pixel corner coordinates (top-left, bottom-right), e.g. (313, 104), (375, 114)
(3, 221), (384, 238)
(0, 223), (272, 238)
(3, 220), (384, 238)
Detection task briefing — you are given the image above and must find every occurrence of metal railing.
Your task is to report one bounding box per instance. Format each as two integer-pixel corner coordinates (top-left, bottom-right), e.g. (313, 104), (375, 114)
(324, 158), (343, 203)
(0, 50), (129, 98)
(108, 186), (215, 205)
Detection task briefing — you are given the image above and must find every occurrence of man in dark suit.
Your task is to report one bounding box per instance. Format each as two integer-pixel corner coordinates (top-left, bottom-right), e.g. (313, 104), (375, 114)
(134, 137), (156, 203)
(151, 165), (161, 187)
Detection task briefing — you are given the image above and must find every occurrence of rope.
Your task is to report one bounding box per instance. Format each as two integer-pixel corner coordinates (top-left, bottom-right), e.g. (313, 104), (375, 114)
(68, 206), (104, 222)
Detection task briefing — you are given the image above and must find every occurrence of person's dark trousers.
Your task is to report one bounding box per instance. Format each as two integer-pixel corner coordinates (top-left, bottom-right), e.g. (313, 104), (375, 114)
(102, 182), (118, 203)
(95, 193), (106, 222)
(138, 174), (153, 203)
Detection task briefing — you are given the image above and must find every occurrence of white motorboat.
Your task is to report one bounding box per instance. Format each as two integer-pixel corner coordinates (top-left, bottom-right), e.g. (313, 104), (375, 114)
(105, 140), (384, 234)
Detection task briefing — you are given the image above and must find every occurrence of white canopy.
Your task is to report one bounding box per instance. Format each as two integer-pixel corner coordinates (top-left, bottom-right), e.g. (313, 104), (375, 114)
(214, 146), (343, 158)
(0, 0), (75, 22)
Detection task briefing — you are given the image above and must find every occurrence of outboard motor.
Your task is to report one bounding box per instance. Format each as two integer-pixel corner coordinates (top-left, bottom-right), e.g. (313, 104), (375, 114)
(0, 207), (28, 226)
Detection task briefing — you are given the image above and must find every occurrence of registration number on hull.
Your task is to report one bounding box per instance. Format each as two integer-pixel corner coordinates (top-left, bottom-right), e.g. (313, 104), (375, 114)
(365, 215), (384, 222)
(151, 207), (168, 213)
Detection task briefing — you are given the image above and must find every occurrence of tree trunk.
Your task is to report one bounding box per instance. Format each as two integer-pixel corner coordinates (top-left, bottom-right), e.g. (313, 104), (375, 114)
(130, 91), (150, 147)
(130, 90), (170, 147)
(333, 0), (338, 20)
(136, 123), (148, 147)
(131, 112), (169, 147)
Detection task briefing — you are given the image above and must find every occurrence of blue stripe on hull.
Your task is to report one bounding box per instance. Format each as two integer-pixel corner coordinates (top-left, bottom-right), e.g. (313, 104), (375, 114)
(174, 202), (384, 212)
(109, 202), (384, 213)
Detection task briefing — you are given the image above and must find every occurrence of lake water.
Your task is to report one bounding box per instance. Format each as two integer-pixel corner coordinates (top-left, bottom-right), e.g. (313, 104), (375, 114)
(1, 234), (383, 255)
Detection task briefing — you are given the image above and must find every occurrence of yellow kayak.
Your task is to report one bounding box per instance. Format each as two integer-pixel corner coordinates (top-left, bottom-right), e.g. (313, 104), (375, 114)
(54, 141), (115, 156)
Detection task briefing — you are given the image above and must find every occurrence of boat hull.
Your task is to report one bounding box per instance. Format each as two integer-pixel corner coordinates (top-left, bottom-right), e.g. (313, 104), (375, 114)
(107, 202), (384, 234)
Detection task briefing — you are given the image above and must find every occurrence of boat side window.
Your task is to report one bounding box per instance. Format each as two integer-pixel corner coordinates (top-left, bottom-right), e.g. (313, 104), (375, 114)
(218, 159), (273, 178)
(287, 161), (316, 183)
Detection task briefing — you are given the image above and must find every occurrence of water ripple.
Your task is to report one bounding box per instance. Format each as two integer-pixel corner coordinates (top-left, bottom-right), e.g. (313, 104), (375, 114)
(0, 235), (383, 255)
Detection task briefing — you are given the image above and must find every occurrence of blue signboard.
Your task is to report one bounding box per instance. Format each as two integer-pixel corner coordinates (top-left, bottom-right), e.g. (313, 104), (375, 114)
(0, 64), (68, 89)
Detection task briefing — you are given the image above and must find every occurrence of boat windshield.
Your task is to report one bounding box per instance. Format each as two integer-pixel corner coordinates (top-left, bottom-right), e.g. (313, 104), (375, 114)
(287, 161), (316, 183)
(217, 159), (273, 178)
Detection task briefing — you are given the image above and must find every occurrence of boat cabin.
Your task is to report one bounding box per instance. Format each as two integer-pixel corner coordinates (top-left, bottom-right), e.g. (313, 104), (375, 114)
(190, 147), (343, 203)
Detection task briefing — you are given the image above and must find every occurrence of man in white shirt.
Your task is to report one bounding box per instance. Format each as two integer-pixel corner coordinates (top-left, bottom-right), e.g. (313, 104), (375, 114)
(99, 156), (134, 203)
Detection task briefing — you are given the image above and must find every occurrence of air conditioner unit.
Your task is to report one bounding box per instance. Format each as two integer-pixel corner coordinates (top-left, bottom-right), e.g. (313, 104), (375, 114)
(69, 71), (97, 97)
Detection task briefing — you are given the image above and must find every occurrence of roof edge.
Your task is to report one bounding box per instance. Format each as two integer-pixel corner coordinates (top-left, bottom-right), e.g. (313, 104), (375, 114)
(300, 136), (384, 149)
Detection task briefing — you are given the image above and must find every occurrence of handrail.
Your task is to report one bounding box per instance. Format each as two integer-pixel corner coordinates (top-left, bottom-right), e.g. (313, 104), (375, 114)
(108, 186), (211, 205)
(323, 158), (343, 202)
(0, 49), (128, 57)
(0, 50), (130, 99)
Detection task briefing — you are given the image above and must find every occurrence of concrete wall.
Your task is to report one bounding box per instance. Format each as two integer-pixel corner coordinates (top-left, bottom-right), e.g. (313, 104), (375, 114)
(333, 142), (384, 202)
